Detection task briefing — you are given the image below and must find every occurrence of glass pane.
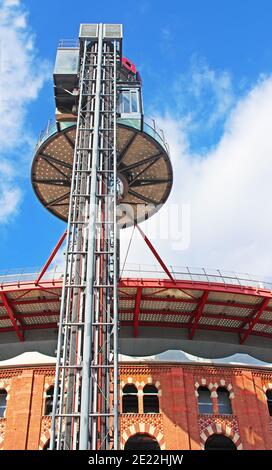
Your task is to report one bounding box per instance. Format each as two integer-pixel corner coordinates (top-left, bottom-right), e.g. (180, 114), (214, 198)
(122, 396), (138, 413)
(143, 396), (159, 413)
(0, 392), (7, 418)
(131, 91), (139, 113)
(143, 385), (158, 394)
(198, 389), (213, 414)
(54, 49), (79, 75)
(218, 390), (232, 415)
(122, 92), (130, 113)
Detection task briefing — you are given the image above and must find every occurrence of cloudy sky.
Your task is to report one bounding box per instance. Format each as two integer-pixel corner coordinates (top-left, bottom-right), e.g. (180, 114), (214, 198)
(1, 0), (272, 280)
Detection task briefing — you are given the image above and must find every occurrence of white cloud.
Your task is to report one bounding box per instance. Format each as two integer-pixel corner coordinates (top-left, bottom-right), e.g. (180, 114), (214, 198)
(0, 0), (50, 223)
(172, 58), (234, 145)
(121, 75), (272, 279)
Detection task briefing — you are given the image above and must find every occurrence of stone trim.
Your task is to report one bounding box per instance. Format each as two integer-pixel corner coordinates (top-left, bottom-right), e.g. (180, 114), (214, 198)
(199, 422), (242, 450)
(195, 379), (234, 399)
(121, 423), (166, 450)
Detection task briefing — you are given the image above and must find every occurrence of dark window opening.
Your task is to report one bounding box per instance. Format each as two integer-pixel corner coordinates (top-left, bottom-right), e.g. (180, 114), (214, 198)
(205, 434), (237, 450)
(45, 386), (54, 416)
(0, 390), (7, 418)
(122, 384), (138, 414)
(217, 387), (232, 415)
(143, 384), (159, 414)
(43, 440), (50, 450)
(266, 390), (272, 416)
(198, 386), (213, 414)
(125, 433), (160, 450)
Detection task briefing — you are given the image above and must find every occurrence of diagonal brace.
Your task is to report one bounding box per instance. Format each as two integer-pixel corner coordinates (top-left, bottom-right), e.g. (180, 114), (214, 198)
(0, 292), (24, 342)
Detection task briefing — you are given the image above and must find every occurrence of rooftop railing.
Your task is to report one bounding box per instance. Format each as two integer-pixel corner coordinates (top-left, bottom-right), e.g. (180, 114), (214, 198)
(0, 264), (271, 291)
(120, 264), (272, 290)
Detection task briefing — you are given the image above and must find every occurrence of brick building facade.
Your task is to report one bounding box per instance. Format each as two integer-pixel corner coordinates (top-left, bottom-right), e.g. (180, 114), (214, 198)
(0, 355), (272, 450)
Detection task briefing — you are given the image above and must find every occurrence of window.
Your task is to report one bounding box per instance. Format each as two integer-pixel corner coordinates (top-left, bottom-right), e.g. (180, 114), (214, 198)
(45, 386), (54, 416)
(266, 390), (272, 416)
(43, 440), (50, 451)
(217, 387), (232, 415)
(0, 390), (7, 418)
(118, 89), (140, 114)
(122, 384), (138, 413)
(198, 386), (213, 414)
(143, 384), (159, 414)
(125, 434), (160, 451)
(205, 434), (237, 450)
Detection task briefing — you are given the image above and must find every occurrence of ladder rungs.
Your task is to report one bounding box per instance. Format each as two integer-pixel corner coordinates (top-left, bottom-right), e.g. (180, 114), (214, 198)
(70, 221), (87, 224)
(58, 365), (82, 369)
(90, 365), (114, 369)
(65, 285), (86, 288)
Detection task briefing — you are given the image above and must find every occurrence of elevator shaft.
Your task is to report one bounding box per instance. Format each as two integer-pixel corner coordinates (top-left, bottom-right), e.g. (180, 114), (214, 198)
(50, 25), (121, 450)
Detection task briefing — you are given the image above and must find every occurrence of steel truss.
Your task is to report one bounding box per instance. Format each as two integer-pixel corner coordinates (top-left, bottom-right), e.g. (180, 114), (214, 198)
(50, 25), (121, 450)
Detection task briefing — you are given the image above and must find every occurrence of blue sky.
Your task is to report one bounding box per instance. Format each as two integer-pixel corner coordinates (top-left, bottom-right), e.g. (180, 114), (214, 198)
(1, 0), (272, 277)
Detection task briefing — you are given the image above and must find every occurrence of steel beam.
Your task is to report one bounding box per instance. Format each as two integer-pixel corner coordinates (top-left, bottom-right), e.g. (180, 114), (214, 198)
(135, 225), (175, 281)
(0, 292), (24, 342)
(189, 291), (208, 340)
(239, 297), (270, 344)
(133, 287), (142, 338)
(35, 231), (67, 285)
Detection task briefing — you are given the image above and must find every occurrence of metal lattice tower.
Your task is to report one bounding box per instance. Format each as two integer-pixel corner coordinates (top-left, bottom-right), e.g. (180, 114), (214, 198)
(31, 22), (173, 451)
(50, 24), (121, 450)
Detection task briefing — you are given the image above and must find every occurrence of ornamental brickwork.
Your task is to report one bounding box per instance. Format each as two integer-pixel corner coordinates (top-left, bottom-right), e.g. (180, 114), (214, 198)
(0, 362), (270, 449)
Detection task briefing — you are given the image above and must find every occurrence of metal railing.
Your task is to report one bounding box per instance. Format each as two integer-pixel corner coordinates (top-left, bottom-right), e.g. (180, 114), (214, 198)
(144, 119), (170, 155)
(36, 120), (75, 149)
(121, 264), (272, 290)
(58, 39), (79, 49)
(35, 118), (170, 157)
(0, 266), (63, 285)
(0, 264), (271, 290)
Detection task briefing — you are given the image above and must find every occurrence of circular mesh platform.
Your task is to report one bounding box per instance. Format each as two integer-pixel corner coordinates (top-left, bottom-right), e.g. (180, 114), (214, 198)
(31, 123), (173, 227)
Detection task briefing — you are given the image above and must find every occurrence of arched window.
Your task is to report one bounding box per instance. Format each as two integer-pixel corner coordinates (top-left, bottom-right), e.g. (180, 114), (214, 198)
(197, 386), (213, 414)
(0, 390), (7, 418)
(125, 433), (160, 450)
(122, 384), (138, 413)
(205, 434), (237, 450)
(266, 390), (272, 416)
(43, 440), (50, 450)
(143, 384), (159, 414)
(44, 386), (54, 416)
(217, 387), (232, 415)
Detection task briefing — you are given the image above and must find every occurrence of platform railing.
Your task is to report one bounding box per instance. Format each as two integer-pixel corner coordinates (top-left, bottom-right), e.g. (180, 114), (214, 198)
(58, 39), (80, 49)
(0, 264), (271, 290)
(35, 117), (171, 157)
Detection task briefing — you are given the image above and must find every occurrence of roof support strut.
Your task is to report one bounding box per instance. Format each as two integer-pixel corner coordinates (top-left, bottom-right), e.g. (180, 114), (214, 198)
(239, 297), (270, 344)
(189, 290), (209, 340)
(0, 292), (24, 342)
(133, 287), (143, 338)
(35, 230), (67, 285)
(135, 224), (175, 281)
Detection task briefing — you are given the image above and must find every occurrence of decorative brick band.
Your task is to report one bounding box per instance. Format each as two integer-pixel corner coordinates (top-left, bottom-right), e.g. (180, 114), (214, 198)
(121, 423), (166, 450)
(39, 416), (52, 450)
(199, 422), (242, 450)
(0, 419), (6, 451)
(39, 429), (50, 450)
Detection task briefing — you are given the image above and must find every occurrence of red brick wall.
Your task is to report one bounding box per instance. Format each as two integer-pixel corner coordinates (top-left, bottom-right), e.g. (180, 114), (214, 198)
(0, 363), (272, 450)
